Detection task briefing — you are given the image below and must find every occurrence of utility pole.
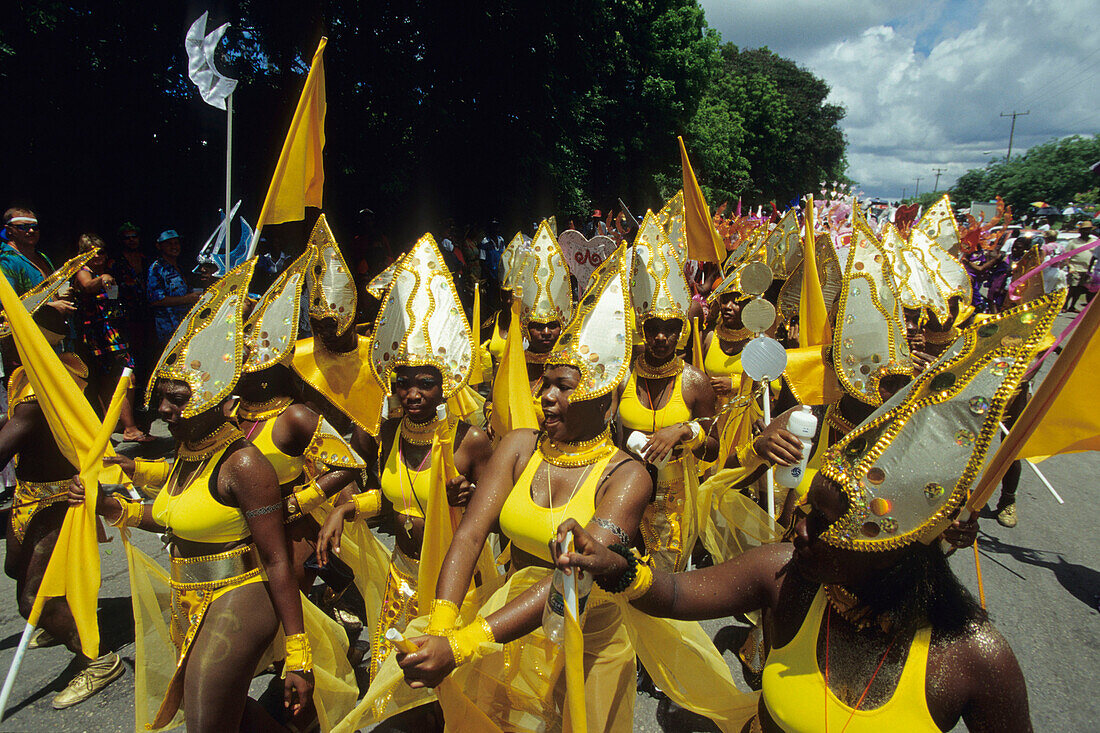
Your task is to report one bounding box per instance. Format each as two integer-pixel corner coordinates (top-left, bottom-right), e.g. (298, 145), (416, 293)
(902, 187), (907, 201)
(932, 167), (947, 192)
(914, 176), (922, 199)
(1000, 110), (1029, 161)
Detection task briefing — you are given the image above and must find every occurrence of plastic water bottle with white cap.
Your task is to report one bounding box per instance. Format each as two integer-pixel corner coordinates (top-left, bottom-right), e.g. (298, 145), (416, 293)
(774, 406), (818, 489)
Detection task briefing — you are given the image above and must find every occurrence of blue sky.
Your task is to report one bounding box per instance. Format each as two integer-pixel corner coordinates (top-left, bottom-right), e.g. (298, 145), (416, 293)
(700, 0), (1100, 200)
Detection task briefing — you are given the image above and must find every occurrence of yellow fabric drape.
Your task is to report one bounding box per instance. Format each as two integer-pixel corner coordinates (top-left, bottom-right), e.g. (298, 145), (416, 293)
(0, 271), (132, 658)
(418, 426), (457, 608)
(678, 136), (725, 263)
(782, 344), (842, 406)
(292, 335), (384, 435)
(798, 195), (831, 348)
(692, 317), (705, 370)
(562, 536), (587, 733)
(253, 37), (327, 242)
(700, 467), (784, 566)
(490, 298), (538, 437)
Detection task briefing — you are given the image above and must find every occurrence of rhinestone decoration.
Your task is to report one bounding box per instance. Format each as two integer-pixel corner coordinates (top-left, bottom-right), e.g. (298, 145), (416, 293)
(991, 359), (1011, 376)
(930, 372), (956, 392)
(867, 467), (886, 485)
(954, 429), (975, 447)
(977, 323), (998, 338)
(881, 518), (898, 533)
(861, 521), (881, 538)
(968, 396), (989, 415)
(869, 496), (892, 515)
(924, 482), (944, 500)
(1019, 312), (1036, 324)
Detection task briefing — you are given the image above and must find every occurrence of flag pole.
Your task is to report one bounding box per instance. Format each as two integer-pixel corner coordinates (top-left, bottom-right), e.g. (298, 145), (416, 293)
(225, 92), (233, 272)
(0, 622), (36, 720)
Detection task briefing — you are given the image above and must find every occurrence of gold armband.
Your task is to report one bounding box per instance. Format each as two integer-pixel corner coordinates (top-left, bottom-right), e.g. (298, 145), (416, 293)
(681, 421), (706, 450)
(735, 440), (765, 470)
(623, 562), (655, 601)
(133, 458), (171, 490)
(426, 598), (460, 636)
(445, 617), (494, 666)
(292, 481), (327, 516)
(108, 497), (144, 528)
(284, 632), (313, 672)
(352, 490), (382, 520)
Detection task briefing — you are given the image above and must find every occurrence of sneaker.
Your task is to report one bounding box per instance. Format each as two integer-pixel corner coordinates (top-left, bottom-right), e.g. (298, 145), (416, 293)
(996, 503), (1018, 528)
(51, 652), (123, 709)
(28, 628), (60, 649)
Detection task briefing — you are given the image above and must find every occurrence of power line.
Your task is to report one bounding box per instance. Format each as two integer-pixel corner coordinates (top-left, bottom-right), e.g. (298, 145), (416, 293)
(1013, 47), (1100, 110)
(932, 167), (947, 192)
(914, 176), (923, 198)
(1001, 110), (1030, 161)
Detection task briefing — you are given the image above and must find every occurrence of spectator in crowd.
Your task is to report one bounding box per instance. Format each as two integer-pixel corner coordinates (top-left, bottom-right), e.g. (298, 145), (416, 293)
(480, 219), (505, 288)
(1064, 221), (1098, 312)
(1, 207), (54, 295)
(72, 234), (152, 443)
(107, 222), (152, 373)
(147, 229), (199, 344)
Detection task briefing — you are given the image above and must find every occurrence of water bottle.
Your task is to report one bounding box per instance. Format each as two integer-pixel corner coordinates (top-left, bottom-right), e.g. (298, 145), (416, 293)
(542, 534), (592, 643)
(774, 406), (818, 489)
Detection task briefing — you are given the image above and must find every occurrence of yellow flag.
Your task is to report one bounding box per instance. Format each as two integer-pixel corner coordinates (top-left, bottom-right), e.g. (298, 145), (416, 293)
(678, 136), (725, 263)
(969, 298), (1100, 510)
(798, 195), (831, 347)
(416, 430), (456, 608)
(255, 37), (327, 235)
(490, 299), (538, 437)
(469, 283), (483, 386)
(783, 344), (841, 406)
(0, 274), (129, 658)
(692, 316), (706, 370)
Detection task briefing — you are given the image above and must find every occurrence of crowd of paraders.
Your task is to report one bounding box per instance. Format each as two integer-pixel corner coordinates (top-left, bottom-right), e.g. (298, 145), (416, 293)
(0, 192), (1092, 732)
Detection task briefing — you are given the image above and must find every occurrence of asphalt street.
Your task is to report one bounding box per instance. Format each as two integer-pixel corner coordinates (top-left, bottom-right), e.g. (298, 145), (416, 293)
(0, 311), (1095, 731)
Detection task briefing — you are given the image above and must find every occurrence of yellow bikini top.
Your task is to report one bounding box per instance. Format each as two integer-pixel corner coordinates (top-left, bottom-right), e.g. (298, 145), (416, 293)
(498, 446), (614, 563)
(151, 439), (252, 544)
(380, 421), (459, 520)
(618, 370), (691, 434)
(7, 353), (88, 417)
(486, 314), (507, 362)
(248, 418), (306, 486)
(704, 333), (745, 380)
(762, 586), (939, 732)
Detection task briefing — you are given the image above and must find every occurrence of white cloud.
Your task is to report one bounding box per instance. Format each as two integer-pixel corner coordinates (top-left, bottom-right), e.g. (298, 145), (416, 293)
(701, 0), (1100, 200)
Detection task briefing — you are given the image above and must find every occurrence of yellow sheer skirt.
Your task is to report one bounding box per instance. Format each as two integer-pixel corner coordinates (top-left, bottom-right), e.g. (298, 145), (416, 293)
(121, 534), (357, 732)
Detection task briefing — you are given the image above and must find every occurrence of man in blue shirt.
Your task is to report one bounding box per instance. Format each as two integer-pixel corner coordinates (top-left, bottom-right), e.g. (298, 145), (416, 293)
(1, 207), (54, 295)
(147, 230), (199, 344)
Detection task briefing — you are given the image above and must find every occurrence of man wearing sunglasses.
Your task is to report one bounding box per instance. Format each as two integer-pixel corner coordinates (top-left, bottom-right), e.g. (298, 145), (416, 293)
(1, 207), (54, 296)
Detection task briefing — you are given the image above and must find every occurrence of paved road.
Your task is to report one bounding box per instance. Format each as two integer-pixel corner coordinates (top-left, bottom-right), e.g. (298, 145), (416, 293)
(0, 313), (1095, 731)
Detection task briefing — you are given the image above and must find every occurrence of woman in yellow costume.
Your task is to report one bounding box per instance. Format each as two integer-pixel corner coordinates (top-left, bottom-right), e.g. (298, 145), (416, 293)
(317, 234), (492, 688)
(512, 220), (574, 397)
(620, 212), (717, 572)
(70, 261), (354, 732)
(235, 246), (366, 593)
(556, 292), (1060, 733)
(482, 231), (530, 366)
(395, 246), (760, 733)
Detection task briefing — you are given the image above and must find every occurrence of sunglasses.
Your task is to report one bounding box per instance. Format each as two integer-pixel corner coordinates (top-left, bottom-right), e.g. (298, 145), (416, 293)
(8, 223), (38, 232)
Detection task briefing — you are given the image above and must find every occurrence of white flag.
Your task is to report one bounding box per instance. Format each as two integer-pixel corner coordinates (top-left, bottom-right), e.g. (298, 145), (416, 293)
(185, 12), (238, 110)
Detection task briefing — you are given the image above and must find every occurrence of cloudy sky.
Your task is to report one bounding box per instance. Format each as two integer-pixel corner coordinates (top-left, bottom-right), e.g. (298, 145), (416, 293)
(700, 0), (1100, 200)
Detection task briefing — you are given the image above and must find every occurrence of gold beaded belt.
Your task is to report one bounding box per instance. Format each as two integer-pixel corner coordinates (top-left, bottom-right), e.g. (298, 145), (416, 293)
(169, 544), (261, 588)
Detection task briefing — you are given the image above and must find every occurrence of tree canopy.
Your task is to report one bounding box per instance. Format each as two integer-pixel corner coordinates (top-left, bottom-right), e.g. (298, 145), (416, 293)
(1, 1), (848, 255)
(950, 135), (1100, 213)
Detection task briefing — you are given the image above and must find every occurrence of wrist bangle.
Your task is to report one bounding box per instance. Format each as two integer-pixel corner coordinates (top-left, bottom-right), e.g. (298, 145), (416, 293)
(352, 490), (382, 521)
(735, 440), (765, 469)
(107, 497), (144, 528)
(284, 632), (313, 672)
(594, 543), (639, 594)
(681, 420), (705, 450)
(291, 481), (326, 517)
(133, 458), (171, 489)
(426, 598), (460, 636)
(445, 616), (494, 666)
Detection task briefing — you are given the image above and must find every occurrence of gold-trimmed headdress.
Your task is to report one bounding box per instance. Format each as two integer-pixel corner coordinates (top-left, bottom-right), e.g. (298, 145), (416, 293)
(242, 247), (312, 373)
(656, 191), (687, 263)
(777, 232), (843, 325)
(545, 244), (633, 401)
(0, 248), (99, 338)
(630, 212), (691, 343)
(365, 257), (401, 300)
(514, 220), (573, 336)
(146, 258), (256, 417)
(304, 214), (356, 336)
(750, 208), (803, 279)
(831, 218), (911, 405)
(819, 293), (1061, 551)
(368, 233), (474, 399)
(500, 232), (530, 291)
(914, 194), (965, 259)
